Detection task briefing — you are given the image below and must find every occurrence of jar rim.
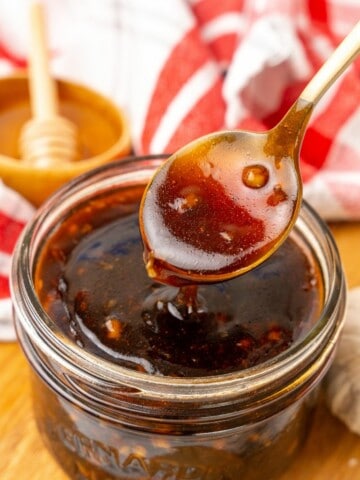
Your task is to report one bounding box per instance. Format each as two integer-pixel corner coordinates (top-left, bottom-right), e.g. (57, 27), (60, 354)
(11, 155), (346, 401)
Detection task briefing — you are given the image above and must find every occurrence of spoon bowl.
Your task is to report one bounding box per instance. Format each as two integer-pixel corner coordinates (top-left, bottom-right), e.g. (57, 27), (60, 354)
(140, 21), (360, 286)
(140, 101), (312, 285)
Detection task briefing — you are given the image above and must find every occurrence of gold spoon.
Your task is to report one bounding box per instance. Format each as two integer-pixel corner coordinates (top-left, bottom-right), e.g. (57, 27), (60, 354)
(140, 21), (360, 286)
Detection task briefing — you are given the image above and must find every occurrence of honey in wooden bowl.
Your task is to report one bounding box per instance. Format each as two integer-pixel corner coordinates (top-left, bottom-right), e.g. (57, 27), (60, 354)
(0, 74), (131, 206)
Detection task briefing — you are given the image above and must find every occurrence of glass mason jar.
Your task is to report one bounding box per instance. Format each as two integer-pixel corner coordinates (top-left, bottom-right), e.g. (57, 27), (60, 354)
(11, 155), (346, 480)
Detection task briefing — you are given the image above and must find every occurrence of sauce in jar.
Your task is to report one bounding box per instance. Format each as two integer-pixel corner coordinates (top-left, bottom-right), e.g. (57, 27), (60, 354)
(34, 184), (323, 377)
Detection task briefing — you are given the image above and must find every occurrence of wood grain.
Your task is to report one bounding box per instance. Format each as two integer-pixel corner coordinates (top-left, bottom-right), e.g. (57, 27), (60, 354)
(1, 222), (360, 480)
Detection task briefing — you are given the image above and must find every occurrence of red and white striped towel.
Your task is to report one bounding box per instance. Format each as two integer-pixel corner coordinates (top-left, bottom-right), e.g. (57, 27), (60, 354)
(0, 182), (35, 340)
(0, 0), (360, 341)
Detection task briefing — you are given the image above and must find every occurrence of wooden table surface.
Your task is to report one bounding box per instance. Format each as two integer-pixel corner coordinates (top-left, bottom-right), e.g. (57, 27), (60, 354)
(1, 222), (360, 480)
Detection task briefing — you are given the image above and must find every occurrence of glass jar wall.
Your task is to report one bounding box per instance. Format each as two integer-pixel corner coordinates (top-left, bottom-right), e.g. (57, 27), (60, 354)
(11, 156), (346, 480)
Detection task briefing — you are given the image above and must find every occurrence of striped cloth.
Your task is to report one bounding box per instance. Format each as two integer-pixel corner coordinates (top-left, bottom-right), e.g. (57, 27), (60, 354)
(0, 0), (359, 340)
(0, 182), (35, 340)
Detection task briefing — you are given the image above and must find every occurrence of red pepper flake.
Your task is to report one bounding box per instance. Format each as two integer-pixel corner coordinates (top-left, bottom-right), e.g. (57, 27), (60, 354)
(81, 223), (93, 234)
(267, 185), (288, 206)
(67, 223), (79, 235)
(50, 246), (66, 263)
(236, 338), (253, 349)
(104, 317), (123, 340)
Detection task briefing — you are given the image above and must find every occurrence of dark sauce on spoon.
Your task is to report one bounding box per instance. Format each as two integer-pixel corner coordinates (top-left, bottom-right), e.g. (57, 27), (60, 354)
(35, 185), (323, 377)
(140, 102), (313, 286)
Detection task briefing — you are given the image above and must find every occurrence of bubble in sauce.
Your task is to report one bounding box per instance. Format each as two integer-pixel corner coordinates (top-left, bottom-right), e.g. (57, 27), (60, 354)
(242, 165), (270, 189)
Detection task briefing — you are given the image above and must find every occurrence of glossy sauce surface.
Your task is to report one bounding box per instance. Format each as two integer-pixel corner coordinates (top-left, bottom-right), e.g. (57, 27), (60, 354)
(35, 185), (323, 377)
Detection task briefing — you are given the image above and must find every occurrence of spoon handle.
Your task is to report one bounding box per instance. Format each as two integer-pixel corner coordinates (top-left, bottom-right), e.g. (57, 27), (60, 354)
(300, 20), (360, 105)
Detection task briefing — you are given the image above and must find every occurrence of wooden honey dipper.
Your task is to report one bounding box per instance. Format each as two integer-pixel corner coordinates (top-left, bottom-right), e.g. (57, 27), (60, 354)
(20, 2), (80, 166)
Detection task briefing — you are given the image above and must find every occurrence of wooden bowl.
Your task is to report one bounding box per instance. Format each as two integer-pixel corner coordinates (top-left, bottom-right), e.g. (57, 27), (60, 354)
(0, 73), (131, 206)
